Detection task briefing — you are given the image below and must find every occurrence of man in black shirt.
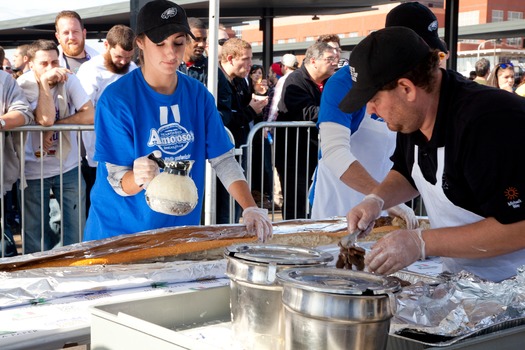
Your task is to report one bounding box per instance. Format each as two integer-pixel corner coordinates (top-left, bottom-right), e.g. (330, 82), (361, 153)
(340, 27), (525, 282)
(178, 18), (232, 127)
(276, 41), (339, 219)
(218, 38), (267, 223)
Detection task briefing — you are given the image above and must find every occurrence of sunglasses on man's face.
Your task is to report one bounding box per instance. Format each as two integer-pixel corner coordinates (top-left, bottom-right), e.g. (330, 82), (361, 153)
(218, 38), (229, 46)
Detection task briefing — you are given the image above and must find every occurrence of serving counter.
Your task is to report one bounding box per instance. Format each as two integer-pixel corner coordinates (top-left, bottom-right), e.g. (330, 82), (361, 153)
(0, 219), (524, 349)
(2, 258), (524, 349)
(0, 269), (229, 350)
(89, 283), (525, 350)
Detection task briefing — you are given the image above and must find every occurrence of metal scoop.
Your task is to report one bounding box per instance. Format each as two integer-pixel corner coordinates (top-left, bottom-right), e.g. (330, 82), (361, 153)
(340, 228), (363, 249)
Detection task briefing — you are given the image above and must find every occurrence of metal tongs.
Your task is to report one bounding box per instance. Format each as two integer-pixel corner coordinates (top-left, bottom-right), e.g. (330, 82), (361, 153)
(340, 228), (363, 249)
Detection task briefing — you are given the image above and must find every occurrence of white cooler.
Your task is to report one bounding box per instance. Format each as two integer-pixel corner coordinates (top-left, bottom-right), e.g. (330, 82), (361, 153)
(90, 285), (233, 350)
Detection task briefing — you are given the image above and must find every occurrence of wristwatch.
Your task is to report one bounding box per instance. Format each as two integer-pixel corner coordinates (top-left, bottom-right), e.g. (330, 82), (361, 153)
(0, 118), (5, 130)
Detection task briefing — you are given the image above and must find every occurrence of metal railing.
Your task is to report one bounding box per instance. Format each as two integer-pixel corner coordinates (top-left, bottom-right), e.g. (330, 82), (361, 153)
(0, 122), (423, 257)
(0, 122), (320, 255)
(0, 125), (90, 257)
(243, 121), (318, 221)
(241, 121), (425, 221)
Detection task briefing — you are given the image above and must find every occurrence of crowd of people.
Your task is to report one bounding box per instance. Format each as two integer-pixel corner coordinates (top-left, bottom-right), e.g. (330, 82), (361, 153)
(470, 56), (525, 97)
(0, 0), (524, 283)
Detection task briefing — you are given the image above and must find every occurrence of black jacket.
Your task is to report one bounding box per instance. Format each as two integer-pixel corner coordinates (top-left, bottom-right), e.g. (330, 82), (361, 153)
(179, 58), (232, 131)
(277, 64), (326, 124)
(179, 56), (208, 84)
(274, 65), (326, 219)
(225, 76), (259, 147)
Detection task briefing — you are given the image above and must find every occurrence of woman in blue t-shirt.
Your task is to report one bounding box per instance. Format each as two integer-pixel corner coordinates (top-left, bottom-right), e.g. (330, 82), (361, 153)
(84, 0), (272, 242)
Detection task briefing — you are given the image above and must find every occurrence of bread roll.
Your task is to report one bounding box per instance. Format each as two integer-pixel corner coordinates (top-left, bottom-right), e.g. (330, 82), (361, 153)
(0, 217), (427, 272)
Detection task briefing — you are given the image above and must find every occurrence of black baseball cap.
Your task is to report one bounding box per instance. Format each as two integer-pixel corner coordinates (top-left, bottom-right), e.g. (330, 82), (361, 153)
(338, 27), (431, 114)
(136, 0), (195, 44)
(385, 2), (447, 53)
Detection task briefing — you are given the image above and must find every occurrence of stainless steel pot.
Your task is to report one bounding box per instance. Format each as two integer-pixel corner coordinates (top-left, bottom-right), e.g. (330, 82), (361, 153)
(224, 244), (333, 350)
(277, 267), (401, 350)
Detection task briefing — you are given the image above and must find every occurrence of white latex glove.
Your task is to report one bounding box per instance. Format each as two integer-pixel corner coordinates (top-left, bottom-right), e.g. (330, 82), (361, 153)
(242, 207), (273, 243)
(386, 203), (419, 229)
(133, 150), (161, 188)
(346, 194), (384, 237)
(365, 228), (426, 275)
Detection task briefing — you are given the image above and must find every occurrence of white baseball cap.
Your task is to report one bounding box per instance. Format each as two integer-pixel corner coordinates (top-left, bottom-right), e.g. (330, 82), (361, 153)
(281, 54), (298, 70)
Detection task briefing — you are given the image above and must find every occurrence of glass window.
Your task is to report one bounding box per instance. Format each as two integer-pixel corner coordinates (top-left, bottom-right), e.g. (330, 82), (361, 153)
(508, 11), (523, 20)
(507, 11), (523, 46)
(492, 10), (504, 22)
(507, 38), (522, 46)
(459, 10), (480, 26)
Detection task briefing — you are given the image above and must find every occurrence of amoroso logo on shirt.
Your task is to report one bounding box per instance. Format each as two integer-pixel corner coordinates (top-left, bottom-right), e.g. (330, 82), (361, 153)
(148, 124), (194, 155)
(147, 105), (194, 155)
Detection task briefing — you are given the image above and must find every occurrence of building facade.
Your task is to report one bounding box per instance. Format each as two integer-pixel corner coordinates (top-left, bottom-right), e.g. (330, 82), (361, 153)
(237, 0), (525, 78)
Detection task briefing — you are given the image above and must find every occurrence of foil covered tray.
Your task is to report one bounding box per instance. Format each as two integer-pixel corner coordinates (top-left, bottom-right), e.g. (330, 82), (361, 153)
(390, 267), (525, 347)
(391, 317), (525, 347)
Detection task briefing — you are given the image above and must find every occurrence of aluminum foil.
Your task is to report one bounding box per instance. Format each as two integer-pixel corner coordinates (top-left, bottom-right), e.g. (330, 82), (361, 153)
(391, 266), (525, 340)
(0, 218), (350, 272)
(271, 217), (347, 235)
(0, 218), (351, 310)
(0, 259), (227, 309)
(0, 224), (253, 271)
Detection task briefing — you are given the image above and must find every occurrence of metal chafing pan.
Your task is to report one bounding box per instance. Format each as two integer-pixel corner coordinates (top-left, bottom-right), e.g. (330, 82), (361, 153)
(389, 317), (525, 348)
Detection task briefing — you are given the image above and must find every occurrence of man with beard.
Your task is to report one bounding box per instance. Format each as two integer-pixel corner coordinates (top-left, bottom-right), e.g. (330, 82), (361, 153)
(51, 10), (99, 234)
(55, 10), (99, 74)
(343, 27), (525, 282)
(76, 25), (137, 216)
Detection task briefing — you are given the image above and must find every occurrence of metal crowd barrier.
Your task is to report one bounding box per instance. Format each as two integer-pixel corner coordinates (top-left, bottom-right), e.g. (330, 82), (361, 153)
(0, 123), (423, 257)
(0, 122), (320, 256)
(210, 121), (317, 225)
(0, 125), (90, 257)
(243, 121), (318, 221)
(241, 121), (425, 221)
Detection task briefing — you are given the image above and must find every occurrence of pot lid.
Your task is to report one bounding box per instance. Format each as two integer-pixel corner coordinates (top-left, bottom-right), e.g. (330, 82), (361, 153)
(277, 267), (401, 295)
(224, 244), (333, 265)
